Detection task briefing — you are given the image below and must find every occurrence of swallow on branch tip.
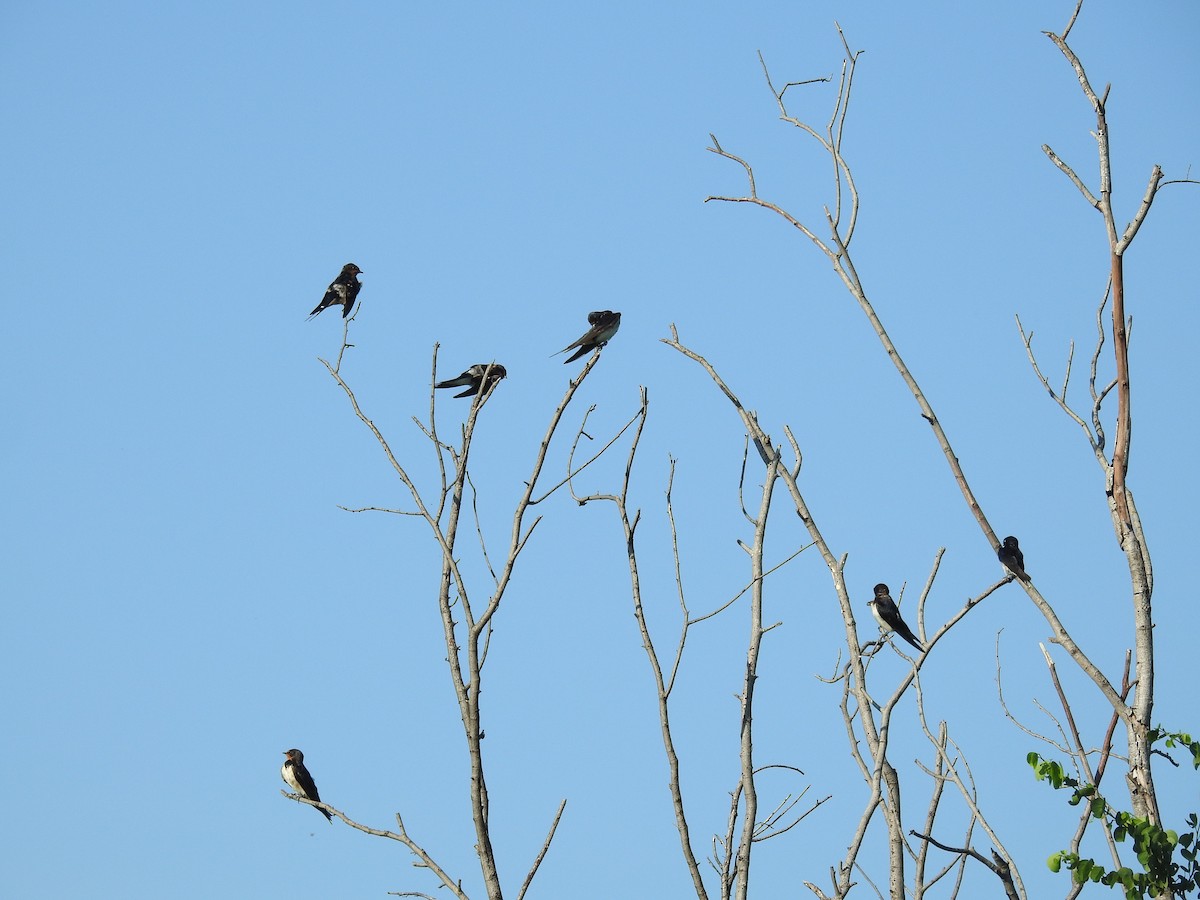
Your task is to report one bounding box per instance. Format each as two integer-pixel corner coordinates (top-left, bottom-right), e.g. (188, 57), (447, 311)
(435, 363), (507, 398)
(308, 263), (362, 320)
(557, 310), (621, 363)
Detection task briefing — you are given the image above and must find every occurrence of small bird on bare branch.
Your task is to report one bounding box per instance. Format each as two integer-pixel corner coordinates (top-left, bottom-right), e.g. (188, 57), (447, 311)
(307, 263), (362, 320)
(281, 749), (332, 822)
(867, 583), (923, 653)
(998, 536), (1030, 582)
(435, 363), (508, 398)
(557, 310), (621, 363)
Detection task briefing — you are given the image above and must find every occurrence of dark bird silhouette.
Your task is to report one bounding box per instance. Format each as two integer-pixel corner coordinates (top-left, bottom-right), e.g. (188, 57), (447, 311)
(998, 535), (1030, 582)
(435, 363), (508, 398)
(308, 263), (362, 320)
(281, 749), (332, 822)
(867, 583), (923, 653)
(558, 310), (621, 363)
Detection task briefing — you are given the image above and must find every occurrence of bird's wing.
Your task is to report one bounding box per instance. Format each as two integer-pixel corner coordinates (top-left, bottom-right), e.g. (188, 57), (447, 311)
(436, 371), (473, 389)
(561, 323), (603, 353)
(894, 619), (923, 652)
(308, 284), (342, 318)
(340, 284), (357, 317)
(293, 762), (321, 802)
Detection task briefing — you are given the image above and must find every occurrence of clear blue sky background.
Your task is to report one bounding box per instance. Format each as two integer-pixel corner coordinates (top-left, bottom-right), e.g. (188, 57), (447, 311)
(4, 1), (1198, 897)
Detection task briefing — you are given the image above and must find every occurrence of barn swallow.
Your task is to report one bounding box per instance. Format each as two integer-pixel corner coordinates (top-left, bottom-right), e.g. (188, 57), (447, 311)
(435, 363), (508, 398)
(998, 536), (1030, 582)
(557, 310), (621, 363)
(281, 749), (333, 822)
(308, 263), (363, 320)
(867, 583), (923, 653)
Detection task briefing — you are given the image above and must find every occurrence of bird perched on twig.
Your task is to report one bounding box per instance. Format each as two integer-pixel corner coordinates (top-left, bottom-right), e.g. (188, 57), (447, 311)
(435, 363), (508, 398)
(307, 263), (362, 320)
(281, 749), (332, 822)
(557, 310), (621, 363)
(998, 535), (1030, 582)
(867, 583), (924, 653)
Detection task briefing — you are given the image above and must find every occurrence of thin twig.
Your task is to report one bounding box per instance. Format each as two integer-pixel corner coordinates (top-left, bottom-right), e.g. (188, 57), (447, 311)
(516, 800), (568, 900)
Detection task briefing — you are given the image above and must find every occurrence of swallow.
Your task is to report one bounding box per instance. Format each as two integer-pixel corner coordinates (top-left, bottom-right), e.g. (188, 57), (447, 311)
(435, 363), (508, 398)
(998, 535), (1030, 582)
(557, 310), (621, 363)
(308, 263), (363, 320)
(281, 749), (333, 822)
(867, 583), (923, 653)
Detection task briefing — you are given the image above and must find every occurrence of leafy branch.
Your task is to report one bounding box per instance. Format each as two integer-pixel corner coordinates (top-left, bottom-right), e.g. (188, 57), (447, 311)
(1029, 733), (1200, 899)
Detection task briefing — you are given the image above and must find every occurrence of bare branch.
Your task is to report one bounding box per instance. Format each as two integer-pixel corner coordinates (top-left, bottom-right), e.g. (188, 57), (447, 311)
(688, 543), (810, 626)
(707, 134), (757, 198)
(1061, 0), (1085, 40)
(516, 800), (568, 900)
(908, 682), (1027, 900)
(1087, 280), (1112, 452)
(908, 829), (1020, 900)
(338, 504), (422, 516)
(1016, 315), (1099, 453)
(561, 401), (650, 506)
(1041, 144), (1100, 208)
(996, 633), (1071, 755)
(281, 792), (467, 899)
(330, 302), (361, 375)
(1116, 165), (1164, 253)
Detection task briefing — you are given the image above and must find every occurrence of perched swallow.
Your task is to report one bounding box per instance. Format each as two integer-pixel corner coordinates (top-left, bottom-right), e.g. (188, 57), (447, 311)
(281, 749), (332, 822)
(435, 363), (508, 398)
(308, 263), (363, 320)
(867, 583), (923, 653)
(998, 535), (1030, 582)
(558, 310), (622, 363)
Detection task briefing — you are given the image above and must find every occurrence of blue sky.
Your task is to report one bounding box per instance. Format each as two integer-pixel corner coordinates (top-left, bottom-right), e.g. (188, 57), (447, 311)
(3, 1), (1198, 897)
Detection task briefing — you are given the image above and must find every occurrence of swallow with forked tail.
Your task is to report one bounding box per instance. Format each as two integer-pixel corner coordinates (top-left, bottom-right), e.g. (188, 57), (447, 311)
(308, 263), (362, 320)
(435, 363), (508, 398)
(557, 310), (621, 363)
(867, 583), (923, 653)
(282, 749), (333, 822)
(998, 535), (1030, 582)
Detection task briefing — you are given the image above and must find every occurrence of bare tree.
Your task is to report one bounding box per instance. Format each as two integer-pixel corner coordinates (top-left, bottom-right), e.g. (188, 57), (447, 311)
(580, 384), (827, 899)
(282, 322), (640, 899)
(689, 1), (1194, 897)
